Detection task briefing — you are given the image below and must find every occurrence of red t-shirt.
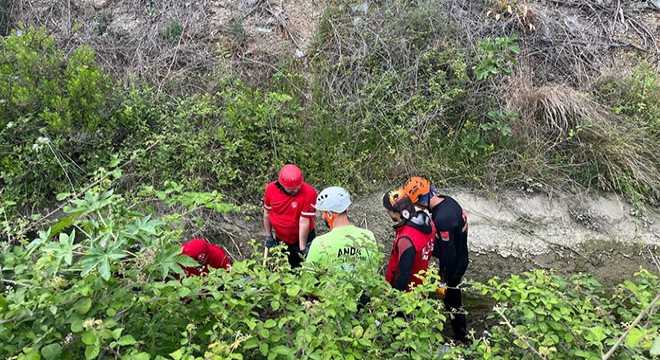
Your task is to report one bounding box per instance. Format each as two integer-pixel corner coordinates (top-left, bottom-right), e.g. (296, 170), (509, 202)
(206, 244), (231, 269)
(180, 243), (231, 277)
(263, 181), (317, 245)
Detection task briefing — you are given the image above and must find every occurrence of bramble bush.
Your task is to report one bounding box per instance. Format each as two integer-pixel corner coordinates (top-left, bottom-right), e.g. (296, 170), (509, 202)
(2, 185), (659, 359)
(310, 0), (475, 184)
(453, 270), (660, 360)
(1, 186), (451, 360)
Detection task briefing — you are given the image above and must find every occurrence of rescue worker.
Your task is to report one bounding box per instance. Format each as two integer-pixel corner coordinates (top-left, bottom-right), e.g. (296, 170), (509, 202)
(403, 176), (469, 342)
(383, 188), (436, 292)
(180, 238), (231, 277)
(305, 186), (379, 270)
(263, 164), (318, 268)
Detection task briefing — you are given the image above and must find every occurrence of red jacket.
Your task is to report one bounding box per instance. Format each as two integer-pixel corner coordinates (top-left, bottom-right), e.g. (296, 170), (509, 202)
(386, 218), (436, 291)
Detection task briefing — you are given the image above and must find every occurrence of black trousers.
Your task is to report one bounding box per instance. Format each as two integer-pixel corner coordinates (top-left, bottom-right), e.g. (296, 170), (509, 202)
(444, 284), (467, 341)
(279, 228), (316, 268)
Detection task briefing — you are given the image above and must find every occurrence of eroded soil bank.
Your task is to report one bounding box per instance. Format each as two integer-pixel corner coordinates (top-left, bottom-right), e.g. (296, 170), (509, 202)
(215, 188), (660, 285)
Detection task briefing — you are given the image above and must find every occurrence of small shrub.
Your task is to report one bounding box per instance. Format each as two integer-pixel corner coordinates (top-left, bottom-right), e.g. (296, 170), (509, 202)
(162, 18), (183, 43)
(0, 26), (116, 207)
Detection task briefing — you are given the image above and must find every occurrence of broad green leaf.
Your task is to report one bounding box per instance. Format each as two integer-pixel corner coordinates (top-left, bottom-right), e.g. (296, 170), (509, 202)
(71, 319), (84, 333)
(56, 192), (71, 201)
(112, 328), (123, 340)
(80, 260), (100, 278)
(25, 228), (51, 255)
(169, 349), (183, 360)
(273, 345), (292, 355)
(19, 349), (41, 360)
(49, 213), (81, 239)
(40, 343), (62, 360)
(587, 326), (607, 342)
(158, 246), (195, 279)
(258, 328), (270, 339)
(79, 248), (106, 278)
(259, 343), (268, 356)
(82, 331), (98, 345)
(393, 318), (407, 327)
(85, 345), (100, 360)
(74, 298), (93, 315)
(286, 285), (301, 297)
(98, 258), (111, 281)
(177, 287), (192, 298)
(264, 319), (277, 329)
(625, 327), (645, 348)
(0, 294), (8, 311)
(131, 352), (151, 360)
(118, 335), (136, 346)
(243, 318), (256, 331)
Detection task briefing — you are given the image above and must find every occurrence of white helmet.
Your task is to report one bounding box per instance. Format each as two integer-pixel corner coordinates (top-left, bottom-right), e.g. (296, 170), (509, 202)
(314, 186), (352, 213)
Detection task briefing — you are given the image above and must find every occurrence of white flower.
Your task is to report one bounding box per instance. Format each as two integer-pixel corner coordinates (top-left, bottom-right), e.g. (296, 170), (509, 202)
(32, 137), (50, 152)
(6, 122), (13, 129)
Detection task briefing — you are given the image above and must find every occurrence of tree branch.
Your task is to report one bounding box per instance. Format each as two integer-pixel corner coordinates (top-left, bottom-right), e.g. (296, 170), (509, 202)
(495, 306), (548, 360)
(602, 293), (660, 360)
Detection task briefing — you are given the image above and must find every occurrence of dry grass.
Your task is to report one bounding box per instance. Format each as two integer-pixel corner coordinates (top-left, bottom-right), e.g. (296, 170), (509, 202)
(6, 0), (240, 94)
(505, 65), (660, 202)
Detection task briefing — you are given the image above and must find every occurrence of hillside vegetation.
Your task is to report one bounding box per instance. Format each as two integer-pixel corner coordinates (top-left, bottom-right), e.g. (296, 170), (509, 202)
(1, 0), (660, 359)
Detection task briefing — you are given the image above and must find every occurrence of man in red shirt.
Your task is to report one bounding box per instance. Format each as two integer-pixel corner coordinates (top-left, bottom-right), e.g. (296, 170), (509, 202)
(382, 188), (436, 292)
(263, 164), (317, 268)
(180, 238), (231, 277)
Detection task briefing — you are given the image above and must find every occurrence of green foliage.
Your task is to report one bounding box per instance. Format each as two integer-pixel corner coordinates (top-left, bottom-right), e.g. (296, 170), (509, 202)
(124, 81), (309, 199)
(0, 26), (117, 207)
(311, 0), (474, 185)
(0, 26), (110, 132)
(454, 270), (660, 359)
(4, 189), (660, 359)
(1, 187), (451, 359)
(474, 35), (521, 81)
(162, 18), (183, 43)
(586, 63), (660, 203)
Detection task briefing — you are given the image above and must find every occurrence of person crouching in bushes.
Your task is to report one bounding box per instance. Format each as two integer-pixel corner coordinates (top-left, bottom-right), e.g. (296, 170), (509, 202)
(180, 238), (231, 277)
(382, 188), (436, 291)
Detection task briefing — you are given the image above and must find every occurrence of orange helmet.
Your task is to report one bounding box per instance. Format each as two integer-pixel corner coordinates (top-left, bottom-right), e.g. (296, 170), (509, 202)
(278, 164), (303, 188)
(403, 176), (431, 203)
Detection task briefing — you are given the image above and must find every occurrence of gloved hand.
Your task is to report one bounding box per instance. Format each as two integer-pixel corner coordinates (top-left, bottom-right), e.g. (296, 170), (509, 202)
(264, 235), (276, 248)
(430, 282), (447, 298)
(434, 286), (447, 298)
(299, 245), (309, 257)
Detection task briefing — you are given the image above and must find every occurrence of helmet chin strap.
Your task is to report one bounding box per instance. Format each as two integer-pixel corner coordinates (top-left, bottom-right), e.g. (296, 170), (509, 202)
(323, 211), (337, 230)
